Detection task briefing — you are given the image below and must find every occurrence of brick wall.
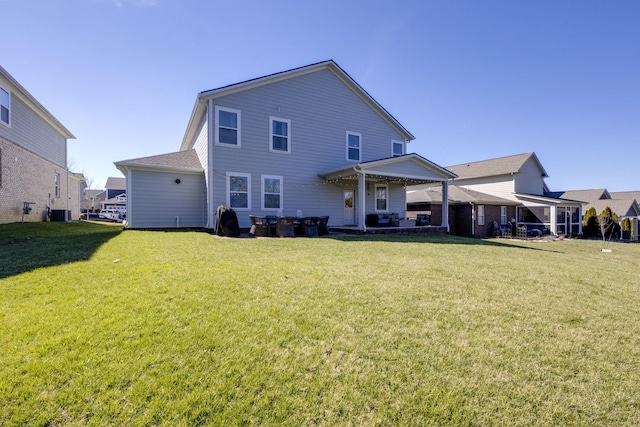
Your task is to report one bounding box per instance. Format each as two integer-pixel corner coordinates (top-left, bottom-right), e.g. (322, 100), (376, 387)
(1, 135), (69, 224)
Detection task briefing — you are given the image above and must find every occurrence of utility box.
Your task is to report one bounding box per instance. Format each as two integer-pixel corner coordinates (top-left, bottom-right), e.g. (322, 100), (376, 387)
(50, 209), (71, 222)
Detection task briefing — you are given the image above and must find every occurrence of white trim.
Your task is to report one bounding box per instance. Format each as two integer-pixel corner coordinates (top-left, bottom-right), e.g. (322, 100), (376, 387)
(214, 105), (241, 147)
(392, 140), (404, 157)
(501, 206), (507, 224)
(269, 116), (291, 154)
(261, 174), (283, 211)
(226, 172), (251, 210)
(478, 204), (485, 225)
(346, 131), (361, 162)
(0, 86), (10, 127)
(374, 184), (389, 213)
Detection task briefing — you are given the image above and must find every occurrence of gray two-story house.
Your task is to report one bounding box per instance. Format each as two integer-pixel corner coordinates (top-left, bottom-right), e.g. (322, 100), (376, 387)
(115, 60), (455, 231)
(0, 65), (77, 224)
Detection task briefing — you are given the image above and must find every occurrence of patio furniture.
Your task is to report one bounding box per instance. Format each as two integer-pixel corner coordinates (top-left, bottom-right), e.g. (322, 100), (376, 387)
(317, 216), (329, 235)
(499, 222), (512, 238)
(276, 216), (295, 237)
(249, 215), (269, 237)
(416, 214), (430, 226)
(265, 215), (278, 236)
(301, 217), (319, 237)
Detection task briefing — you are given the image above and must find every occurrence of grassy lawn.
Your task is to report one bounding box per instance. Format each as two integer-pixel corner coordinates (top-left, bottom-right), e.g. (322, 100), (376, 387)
(1, 222), (639, 426)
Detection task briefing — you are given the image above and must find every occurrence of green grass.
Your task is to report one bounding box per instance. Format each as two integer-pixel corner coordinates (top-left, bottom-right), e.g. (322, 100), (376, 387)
(1, 222), (640, 426)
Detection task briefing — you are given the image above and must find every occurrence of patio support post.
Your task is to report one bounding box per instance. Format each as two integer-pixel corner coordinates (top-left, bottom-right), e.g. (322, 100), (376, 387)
(359, 171), (366, 232)
(550, 206), (558, 236)
(441, 180), (449, 232)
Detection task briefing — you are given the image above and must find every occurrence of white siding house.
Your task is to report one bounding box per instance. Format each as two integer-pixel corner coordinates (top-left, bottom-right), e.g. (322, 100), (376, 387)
(116, 60), (456, 231)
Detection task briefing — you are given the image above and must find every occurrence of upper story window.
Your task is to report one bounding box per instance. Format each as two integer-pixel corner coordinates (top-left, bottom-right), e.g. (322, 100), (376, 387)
(392, 140), (404, 157)
(215, 106), (241, 147)
(262, 175), (283, 210)
(375, 184), (388, 212)
(54, 173), (60, 198)
(270, 117), (291, 153)
(0, 87), (10, 126)
(346, 131), (361, 162)
(227, 172), (251, 210)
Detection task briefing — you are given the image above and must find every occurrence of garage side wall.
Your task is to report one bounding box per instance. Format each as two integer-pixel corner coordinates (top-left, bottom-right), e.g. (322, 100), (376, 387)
(128, 169), (206, 229)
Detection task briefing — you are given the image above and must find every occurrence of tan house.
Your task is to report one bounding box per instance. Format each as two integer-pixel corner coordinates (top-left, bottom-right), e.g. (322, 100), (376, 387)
(0, 65), (77, 223)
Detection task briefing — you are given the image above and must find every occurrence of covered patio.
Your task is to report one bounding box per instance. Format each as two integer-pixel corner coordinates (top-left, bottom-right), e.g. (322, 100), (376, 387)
(319, 154), (457, 233)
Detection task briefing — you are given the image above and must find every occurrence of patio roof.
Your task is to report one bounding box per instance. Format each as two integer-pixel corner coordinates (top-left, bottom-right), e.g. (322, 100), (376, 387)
(319, 154), (457, 185)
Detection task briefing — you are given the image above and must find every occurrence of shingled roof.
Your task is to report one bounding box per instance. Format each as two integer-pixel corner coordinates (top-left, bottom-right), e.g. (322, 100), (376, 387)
(114, 149), (203, 173)
(447, 152), (548, 180)
(546, 189), (611, 202)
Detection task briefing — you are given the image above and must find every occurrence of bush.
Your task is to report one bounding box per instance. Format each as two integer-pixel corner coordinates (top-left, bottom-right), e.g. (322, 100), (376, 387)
(582, 207), (599, 238)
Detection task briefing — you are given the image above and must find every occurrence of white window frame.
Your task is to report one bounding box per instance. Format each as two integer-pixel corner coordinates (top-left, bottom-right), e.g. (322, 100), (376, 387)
(478, 205), (485, 226)
(374, 184), (389, 213)
(0, 86), (10, 127)
(214, 106), (241, 147)
(346, 131), (361, 162)
(269, 116), (291, 153)
(226, 172), (251, 210)
(392, 140), (404, 157)
(54, 173), (60, 198)
(261, 174), (283, 211)
(501, 206), (507, 224)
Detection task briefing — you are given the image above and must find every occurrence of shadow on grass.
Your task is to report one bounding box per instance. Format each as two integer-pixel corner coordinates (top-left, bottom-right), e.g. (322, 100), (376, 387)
(326, 233), (563, 253)
(0, 221), (122, 279)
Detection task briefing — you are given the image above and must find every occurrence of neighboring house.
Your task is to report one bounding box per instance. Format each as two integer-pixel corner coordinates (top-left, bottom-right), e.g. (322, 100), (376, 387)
(93, 177), (127, 212)
(82, 189), (103, 213)
(411, 152), (583, 237)
(68, 172), (87, 220)
(550, 189), (640, 240)
(407, 184), (519, 237)
(0, 65), (77, 223)
(115, 60), (456, 231)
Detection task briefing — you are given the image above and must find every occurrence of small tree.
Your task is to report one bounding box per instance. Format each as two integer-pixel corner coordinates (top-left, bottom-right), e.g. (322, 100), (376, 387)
(582, 207), (599, 238)
(599, 206), (620, 241)
(622, 217), (631, 231)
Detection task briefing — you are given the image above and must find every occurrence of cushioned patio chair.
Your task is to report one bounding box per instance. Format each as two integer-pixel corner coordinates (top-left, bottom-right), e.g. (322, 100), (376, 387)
(416, 214), (430, 226)
(302, 217), (319, 237)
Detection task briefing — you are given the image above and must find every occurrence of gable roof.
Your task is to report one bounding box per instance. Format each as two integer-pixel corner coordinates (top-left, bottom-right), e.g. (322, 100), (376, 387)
(319, 154), (456, 185)
(104, 177), (126, 190)
(610, 191), (640, 202)
(447, 152), (548, 180)
(546, 189), (611, 202)
(587, 199), (640, 218)
(180, 60), (414, 150)
(114, 149), (203, 175)
(0, 65), (75, 139)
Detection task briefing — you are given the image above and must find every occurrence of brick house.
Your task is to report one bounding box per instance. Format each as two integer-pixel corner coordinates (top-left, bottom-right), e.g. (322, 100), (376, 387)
(0, 65), (77, 223)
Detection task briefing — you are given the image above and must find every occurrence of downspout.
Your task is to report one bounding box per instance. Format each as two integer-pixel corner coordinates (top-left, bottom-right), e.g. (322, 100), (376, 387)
(352, 166), (366, 233)
(470, 202), (475, 237)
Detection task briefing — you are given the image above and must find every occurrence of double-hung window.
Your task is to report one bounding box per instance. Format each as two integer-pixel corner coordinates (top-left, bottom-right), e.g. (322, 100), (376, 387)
(227, 172), (250, 210)
(477, 205), (485, 225)
(262, 175), (283, 210)
(215, 106), (241, 146)
(392, 140), (404, 157)
(346, 131), (361, 161)
(1, 87), (10, 126)
(501, 206), (507, 224)
(375, 184), (388, 212)
(270, 117), (291, 153)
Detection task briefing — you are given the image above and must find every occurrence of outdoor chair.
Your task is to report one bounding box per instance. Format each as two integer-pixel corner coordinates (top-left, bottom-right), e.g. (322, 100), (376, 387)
(317, 216), (329, 236)
(276, 216), (295, 237)
(265, 215), (278, 236)
(416, 214), (430, 226)
(302, 217), (319, 237)
(249, 215), (269, 237)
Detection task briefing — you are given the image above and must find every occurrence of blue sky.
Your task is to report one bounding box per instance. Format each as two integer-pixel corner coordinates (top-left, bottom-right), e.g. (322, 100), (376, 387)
(2, 0), (639, 191)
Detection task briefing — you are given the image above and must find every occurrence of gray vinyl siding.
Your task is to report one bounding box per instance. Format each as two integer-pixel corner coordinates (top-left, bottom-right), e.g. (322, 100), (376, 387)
(208, 68), (409, 228)
(191, 115), (209, 174)
(514, 157), (545, 195)
(454, 176), (518, 202)
(0, 94), (66, 167)
(128, 169), (206, 228)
